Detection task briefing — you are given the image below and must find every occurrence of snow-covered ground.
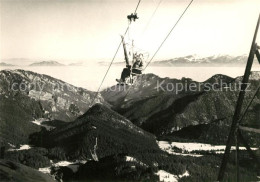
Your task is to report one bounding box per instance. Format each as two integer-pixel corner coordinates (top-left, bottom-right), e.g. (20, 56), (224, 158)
(126, 156), (136, 162)
(31, 118), (49, 126)
(39, 160), (87, 174)
(158, 141), (258, 156)
(8, 143), (15, 148)
(155, 170), (189, 182)
(39, 167), (52, 174)
(31, 118), (55, 130)
(165, 151), (203, 157)
(54, 161), (74, 167)
(8, 144), (31, 151)
(125, 156), (148, 167)
(170, 142), (258, 153)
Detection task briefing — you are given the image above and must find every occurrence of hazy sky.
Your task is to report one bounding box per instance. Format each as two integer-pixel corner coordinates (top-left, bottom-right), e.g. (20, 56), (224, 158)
(0, 0), (260, 63)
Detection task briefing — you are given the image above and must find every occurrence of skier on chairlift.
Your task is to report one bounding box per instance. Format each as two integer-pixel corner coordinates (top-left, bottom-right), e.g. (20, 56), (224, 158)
(132, 52), (144, 74)
(116, 51), (143, 84)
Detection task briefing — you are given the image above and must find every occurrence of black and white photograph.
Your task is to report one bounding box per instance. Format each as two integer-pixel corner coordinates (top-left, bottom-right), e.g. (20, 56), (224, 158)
(0, 0), (260, 181)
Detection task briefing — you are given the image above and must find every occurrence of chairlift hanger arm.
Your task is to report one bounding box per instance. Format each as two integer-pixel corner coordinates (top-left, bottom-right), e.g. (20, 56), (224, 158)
(121, 35), (130, 66)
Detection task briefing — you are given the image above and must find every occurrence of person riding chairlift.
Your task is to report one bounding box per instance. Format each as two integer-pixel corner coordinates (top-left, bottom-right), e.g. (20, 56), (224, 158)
(116, 53), (144, 83)
(132, 53), (143, 74)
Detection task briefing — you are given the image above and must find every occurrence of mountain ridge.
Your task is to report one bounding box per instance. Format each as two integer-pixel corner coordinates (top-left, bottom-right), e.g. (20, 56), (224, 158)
(0, 62), (15, 66)
(102, 71), (260, 136)
(0, 69), (106, 144)
(31, 103), (159, 160)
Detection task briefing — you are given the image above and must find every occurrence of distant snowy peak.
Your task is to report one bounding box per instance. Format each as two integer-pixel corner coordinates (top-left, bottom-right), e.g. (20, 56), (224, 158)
(29, 61), (65, 66)
(175, 54), (202, 62)
(153, 54), (249, 66)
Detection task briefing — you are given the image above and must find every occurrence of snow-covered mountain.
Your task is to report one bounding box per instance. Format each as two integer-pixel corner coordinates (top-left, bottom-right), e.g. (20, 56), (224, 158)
(152, 54), (249, 66)
(29, 61), (65, 66)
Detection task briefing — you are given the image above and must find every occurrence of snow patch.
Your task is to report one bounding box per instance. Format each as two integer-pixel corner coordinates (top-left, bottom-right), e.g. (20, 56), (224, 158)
(8, 143), (15, 148)
(19, 145), (31, 150)
(31, 118), (54, 130)
(168, 152), (202, 157)
(155, 170), (189, 182)
(53, 161), (74, 167)
(126, 156), (136, 162)
(39, 167), (51, 174)
(125, 156), (148, 167)
(158, 141), (202, 157)
(8, 144), (31, 151)
(170, 142), (258, 153)
(180, 171), (189, 178)
(157, 141), (258, 156)
(31, 118), (48, 126)
(38, 160), (87, 175)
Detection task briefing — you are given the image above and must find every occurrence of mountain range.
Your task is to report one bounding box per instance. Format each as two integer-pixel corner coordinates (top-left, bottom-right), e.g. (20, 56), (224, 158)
(97, 54), (253, 67)
(2, 69), (259, 145)
(1, 54), (255, 67)
(1, 69), (260, 181)
(151, 54), (251, 66)
(102, 72), (260, 138)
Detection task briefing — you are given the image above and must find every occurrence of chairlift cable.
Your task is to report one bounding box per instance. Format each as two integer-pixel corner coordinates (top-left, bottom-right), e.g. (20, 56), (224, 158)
(141, 0), (163, 36)
(144, 0), (194, 70)
(134, 0), (142, 14)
